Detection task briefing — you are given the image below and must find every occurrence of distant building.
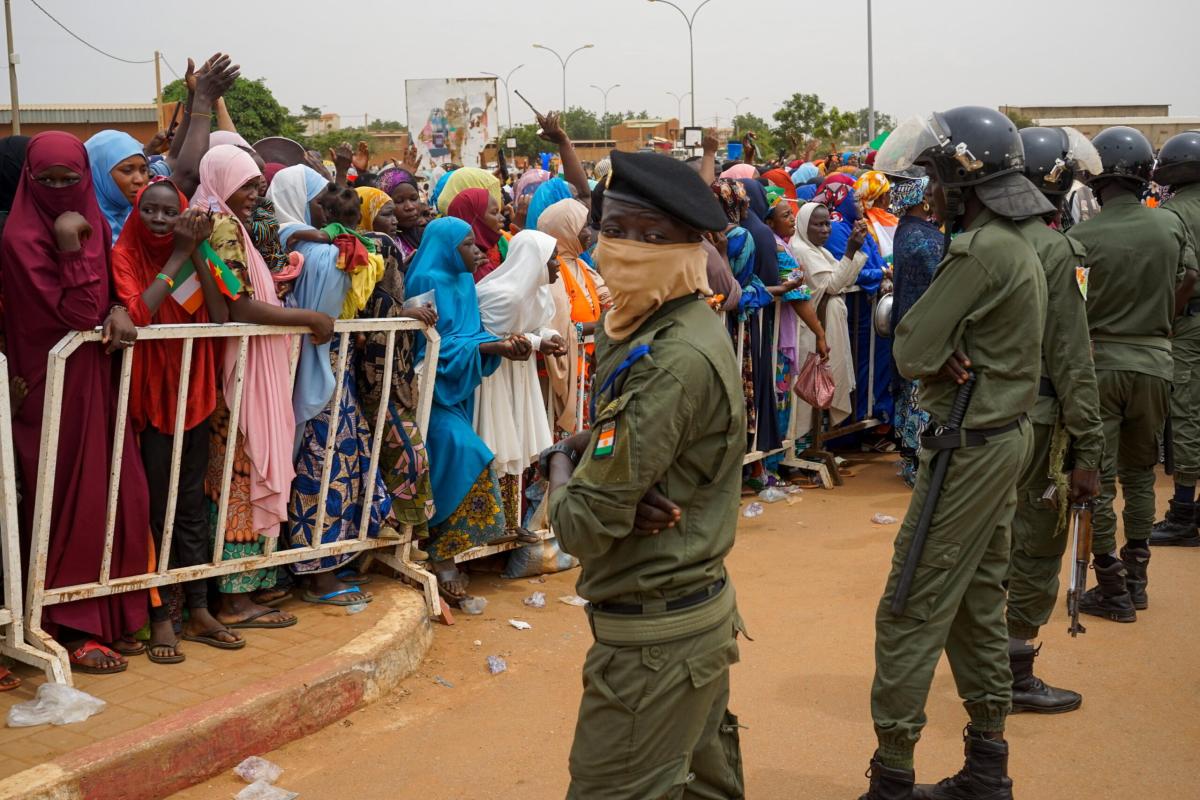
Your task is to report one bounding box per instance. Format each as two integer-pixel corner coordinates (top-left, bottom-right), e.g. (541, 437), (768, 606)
(303, 113), (341, 136)
(1000, 104), (1200, 149)
(610, 118), (680, 152)
(0, 103), (168, 142)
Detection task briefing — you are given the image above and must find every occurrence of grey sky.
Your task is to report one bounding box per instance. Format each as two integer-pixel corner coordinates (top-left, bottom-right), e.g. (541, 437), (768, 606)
(5, 0), (1199, 130)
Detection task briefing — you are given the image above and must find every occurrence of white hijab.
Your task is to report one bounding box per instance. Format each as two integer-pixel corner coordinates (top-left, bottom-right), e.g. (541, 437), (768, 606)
(790, 202), (841, 276)
(266, 164), (318, 232)
(477, 229), (558, 336)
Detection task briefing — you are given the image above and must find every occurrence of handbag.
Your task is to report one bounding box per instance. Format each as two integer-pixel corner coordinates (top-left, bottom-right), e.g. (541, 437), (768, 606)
(793, 352), (836, 409)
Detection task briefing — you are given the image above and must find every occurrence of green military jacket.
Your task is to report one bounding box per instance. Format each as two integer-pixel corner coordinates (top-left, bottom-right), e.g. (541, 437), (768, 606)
(549, 295), (745, 606)
(1163, 183), (1200, 340)
(1069, 193), (1198, 380)
(893, 208), (1046, 429)
(1016, 218), (1104, 471)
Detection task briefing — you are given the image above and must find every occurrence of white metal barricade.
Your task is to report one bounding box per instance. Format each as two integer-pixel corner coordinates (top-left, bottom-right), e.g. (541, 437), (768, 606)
(24, 320), (443, 684)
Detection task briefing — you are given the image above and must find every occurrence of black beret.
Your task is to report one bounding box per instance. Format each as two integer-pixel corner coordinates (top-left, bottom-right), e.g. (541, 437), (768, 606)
(604, 149), (729, 232)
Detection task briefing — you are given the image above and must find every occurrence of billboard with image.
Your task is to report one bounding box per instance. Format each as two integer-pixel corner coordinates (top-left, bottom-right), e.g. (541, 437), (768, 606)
(405, 77), (499, 171)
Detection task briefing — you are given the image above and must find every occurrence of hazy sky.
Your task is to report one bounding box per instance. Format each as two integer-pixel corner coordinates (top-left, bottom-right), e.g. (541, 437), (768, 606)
(5, 0), (1198, 129)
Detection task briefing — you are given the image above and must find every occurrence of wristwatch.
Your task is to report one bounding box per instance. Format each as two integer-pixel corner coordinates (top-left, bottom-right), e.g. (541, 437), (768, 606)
(539, 440), (581, 478)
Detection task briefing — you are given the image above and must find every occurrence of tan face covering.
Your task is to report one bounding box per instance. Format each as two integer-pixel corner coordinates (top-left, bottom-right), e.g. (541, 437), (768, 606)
(595, 236), (711, 340)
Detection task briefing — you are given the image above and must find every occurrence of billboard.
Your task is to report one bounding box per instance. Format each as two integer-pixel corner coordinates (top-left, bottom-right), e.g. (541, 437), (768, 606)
(405, 78), (499, 171)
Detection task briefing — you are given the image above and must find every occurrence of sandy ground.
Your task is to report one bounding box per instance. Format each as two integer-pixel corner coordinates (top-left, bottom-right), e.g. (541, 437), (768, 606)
(174, 454), (1199, 799)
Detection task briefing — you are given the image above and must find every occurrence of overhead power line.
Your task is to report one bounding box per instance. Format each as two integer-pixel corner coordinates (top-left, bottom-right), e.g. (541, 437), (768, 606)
(27, 0), (154, 65)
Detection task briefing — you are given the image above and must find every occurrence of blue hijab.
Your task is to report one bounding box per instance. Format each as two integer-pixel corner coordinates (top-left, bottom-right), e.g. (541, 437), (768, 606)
(274, 166), (351, 432)
(429, 171), (452, 211)
(738, 179), (781, 286)
(84, 130), (145, 243)
(727, 227), (772, 313)
(527, 177), (573, 231)
(406, 217), (501, 526)
(823, 188), (885, 295)
(791, 163), (819, 186)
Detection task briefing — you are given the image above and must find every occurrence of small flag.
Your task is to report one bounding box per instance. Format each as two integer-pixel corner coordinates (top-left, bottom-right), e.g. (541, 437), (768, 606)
(170, 242), (244, 311)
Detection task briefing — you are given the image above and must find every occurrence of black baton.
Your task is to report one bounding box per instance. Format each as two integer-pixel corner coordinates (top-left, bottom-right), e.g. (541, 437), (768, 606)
(890, 374), (977, 616)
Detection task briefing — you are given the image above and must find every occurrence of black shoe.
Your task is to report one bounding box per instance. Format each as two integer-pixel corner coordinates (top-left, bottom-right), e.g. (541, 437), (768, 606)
(860, 754), (914, 800)
(1149, 498), (1200, 547)
(1077, 559), (1136, 623)
(912, 727), (1013, 800)
(1009, 643), (1082, 714)
(1120, 545), (1150, 611)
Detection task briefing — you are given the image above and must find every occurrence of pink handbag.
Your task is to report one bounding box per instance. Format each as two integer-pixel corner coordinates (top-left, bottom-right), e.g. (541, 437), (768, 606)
(793, 352), (835, 409)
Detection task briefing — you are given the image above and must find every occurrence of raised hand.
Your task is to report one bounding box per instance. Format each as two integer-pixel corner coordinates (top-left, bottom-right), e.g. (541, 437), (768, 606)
(331, 142), (354, 173)
(536, 111), (568, 145)
(353, 141), (370, 173)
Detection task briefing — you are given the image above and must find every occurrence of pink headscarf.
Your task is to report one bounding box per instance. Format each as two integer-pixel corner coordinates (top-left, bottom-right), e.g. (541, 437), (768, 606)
(720, 163), (759, 180)
(193, 145), (295, 537)
(514, 168), (551, 199)
(209, 130), (253, 151)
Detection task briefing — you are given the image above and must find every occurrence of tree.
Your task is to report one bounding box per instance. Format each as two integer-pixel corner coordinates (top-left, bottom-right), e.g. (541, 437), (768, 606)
(299, 104), (322, 120)
(772, 93), (858, 157)
(562, 107), (603, 141)
(510, 123), (556, 160)
(163, 76), (303, 143)
(1002, 107), (1038, 129)
(368, 119), (407, 132)
(849, 108), (897, 145)
(731, 113), (777, 156)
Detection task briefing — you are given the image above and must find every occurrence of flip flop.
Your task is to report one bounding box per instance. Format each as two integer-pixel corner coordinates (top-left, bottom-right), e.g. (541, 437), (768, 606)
(225, 608), (299, 629)
(0, 669), (21, 691)
(335, 568), (372, 586)
(514, 528), (541, 545)
(486, 531), (519, 545)
(434, 567), (470, 606)
(182, 627), (247, 650)
(146, 640), (186, 664)
(302, 587), (373, 607)
(70, 641), (128, 674)
(252, 589), (294, 608)
(111, 638), (146, 657)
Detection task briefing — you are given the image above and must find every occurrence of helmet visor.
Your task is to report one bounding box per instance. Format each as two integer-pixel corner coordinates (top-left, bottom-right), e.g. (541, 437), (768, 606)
(873, 115), (947, 175)
(1062, 127), (1102, 176)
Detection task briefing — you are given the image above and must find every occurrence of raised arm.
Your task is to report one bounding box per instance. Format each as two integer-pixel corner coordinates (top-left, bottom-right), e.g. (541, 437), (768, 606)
(172, 54), (241, 197)
(537, 111), (590, 209)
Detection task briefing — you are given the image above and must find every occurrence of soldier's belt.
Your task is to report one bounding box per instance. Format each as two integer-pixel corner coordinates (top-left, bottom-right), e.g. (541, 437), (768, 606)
(1090, 333), (1172, 353)
(920, 415), (1025, 452)
(587, 580), (735, 646)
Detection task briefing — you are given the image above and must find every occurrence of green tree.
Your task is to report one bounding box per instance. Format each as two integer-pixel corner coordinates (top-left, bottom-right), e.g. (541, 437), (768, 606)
(368, 119), (407, 132)
(731, 113), (777, 156)
(163, 77), (303, 143)
(1001, 107), (1037, 129)
(850, 108), (896, 144)
(510, 123), (556, 160)
(772, 93), (858, 156)
(299, 104), (322, 120)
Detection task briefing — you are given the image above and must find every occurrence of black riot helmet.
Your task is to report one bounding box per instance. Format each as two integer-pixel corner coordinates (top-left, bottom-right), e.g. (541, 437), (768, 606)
(1089, 126), (1154, 187)
(1020, 127), (1103, 196)
(1153, 131), (1200, 188)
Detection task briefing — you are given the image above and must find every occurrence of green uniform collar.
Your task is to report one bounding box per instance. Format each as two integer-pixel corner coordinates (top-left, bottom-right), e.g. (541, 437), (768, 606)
(606, 294), (701, 342)
(1101, 192), (1141, 209)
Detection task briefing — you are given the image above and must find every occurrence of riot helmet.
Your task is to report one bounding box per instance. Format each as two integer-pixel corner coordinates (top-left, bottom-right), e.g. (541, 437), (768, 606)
(1153, 131), (1200, 188)
(1089, 126), (1154, 187)
(1020, 127), (1102, 196)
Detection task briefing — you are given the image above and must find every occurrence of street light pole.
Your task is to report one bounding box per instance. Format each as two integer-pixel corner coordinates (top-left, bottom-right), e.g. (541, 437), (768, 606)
(725, 95), (748, 126)
(666, 91), (690, 126)
(483, 65), (524, 134)
(4, 0), (19, 134)
(647, 0), (715, 127)
(866, 0), (875, 141)
(590, 83), (620, 140)
(533, 43), (594, 112)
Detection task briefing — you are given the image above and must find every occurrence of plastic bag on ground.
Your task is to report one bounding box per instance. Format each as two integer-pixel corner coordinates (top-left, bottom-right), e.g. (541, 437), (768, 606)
(502, 536), (578, 579)
(234, 780), (297, 800)
(234, 756), (283, 785)
(7, 683), (106, 727)
(559, 595), (588, 606)
(871, 513), (899, 525)
(742, 502), (764, 518)
(758, 487), (787, 503)
(486, 655), (508, 674)
(459, 596), (487, 615)
(523, 591), (546, 608)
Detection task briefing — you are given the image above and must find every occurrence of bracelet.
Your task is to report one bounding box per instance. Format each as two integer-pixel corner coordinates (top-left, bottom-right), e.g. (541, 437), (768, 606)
(156, 273), (174, 289)
(190, 111), (212, 119)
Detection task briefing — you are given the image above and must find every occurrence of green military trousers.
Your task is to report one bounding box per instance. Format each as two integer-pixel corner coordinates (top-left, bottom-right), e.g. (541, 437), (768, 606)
(872, 421), (1032, 768)
(567, 608), (744, 799)
(1093, 369), (1170, 554)
(1169, 318), (1200, 488)
(1006, 422), (1063, 640)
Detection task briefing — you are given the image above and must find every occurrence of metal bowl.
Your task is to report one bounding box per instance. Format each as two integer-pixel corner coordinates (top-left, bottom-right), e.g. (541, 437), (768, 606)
(874, 292), (894, 339)
(252, 136), (308, 167)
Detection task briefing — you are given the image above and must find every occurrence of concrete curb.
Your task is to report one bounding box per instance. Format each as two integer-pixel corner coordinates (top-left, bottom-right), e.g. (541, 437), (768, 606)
(0, 588), (433, 800)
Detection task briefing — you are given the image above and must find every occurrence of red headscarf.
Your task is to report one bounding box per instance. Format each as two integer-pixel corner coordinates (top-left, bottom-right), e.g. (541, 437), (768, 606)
(447, 187), (501, 250)
(263, 162), (286, 188)
(115, 180), (188, 281)
(762, 168), (798, 208)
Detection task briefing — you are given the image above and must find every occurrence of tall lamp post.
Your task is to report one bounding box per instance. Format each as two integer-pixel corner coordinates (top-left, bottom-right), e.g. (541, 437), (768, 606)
(590, 83), (620, 140)
(647, 0), (715, 127)
(666, 91), (691, 126)
(532, 43), (594, 111)
(866, 0), (876, 141)
(483, 65), (524, 134)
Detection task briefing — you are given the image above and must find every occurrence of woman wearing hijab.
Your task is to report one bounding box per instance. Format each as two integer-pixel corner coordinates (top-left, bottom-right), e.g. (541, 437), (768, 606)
(475, 229), (564, 540)
(379, 169), (424, 261)
(2, 131), (148, 674)
(720, 163), (759, 180)
(192, 145), (332, 631)
(855, 170), (899, 264)
(405, 217), (529, 603)
(789, 201), (868, 435)
(538, 198), (609, 436)
(84, 130), (149, 243)
(447, 187), (507, 280)
(435, 166), (501, 216)
(265, 165), (391, 608)
(888, 175), (943, 486)
(526, 177), (575, 232)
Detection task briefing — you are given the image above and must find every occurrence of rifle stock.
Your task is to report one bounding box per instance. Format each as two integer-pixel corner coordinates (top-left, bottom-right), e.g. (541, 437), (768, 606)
(1066, 502), (1093, 637)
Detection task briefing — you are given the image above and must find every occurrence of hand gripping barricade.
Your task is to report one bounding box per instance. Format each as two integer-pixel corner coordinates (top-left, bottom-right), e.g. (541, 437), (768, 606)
(23, 319), (444, 685)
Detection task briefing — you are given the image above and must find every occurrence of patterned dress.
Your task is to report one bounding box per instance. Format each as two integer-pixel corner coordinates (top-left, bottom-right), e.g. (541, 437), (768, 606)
(427, 466), (505, 561)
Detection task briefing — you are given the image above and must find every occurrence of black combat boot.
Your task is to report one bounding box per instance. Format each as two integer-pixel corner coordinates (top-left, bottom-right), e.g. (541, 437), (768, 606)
(1149, 498), (1200, 547)
(1009, 643), (1081, 714)
(1077, 558), (1136, 623)
(1120, 544), (1150, 610)
(859, 753), (914, 800)
(912, 727), (1013, 800)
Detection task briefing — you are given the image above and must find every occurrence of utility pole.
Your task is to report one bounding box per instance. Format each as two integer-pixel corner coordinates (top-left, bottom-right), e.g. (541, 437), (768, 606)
(866, 0), (875, 141)
(6, 0), (20, 134)
(533, 43), (594, 112)
(648, 0), (715, 127)
(154, 50), (163, 128)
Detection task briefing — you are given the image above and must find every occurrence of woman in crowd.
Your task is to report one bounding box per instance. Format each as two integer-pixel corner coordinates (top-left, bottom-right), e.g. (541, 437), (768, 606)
(526, 177), (574, 232)
(475, 229), (564, 542)
(85, 129), (149, 243)
(790, 201), (868, 433)
(404, 217), (529, 603)
(192, 145), (332, 631)
(855, 171), (899, 265)
(888, 174), (943, 486)
(2, 131), (149, 674)
(111, 179), (242, 662)
(354, 188), (437, 538)
(447, 187), (507, 280)
(435, 167), (501, 217)
(379, 167), (424, 261)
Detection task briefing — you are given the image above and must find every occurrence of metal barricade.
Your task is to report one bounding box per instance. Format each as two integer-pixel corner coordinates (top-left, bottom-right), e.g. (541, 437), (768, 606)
(24, 320), (443, 684)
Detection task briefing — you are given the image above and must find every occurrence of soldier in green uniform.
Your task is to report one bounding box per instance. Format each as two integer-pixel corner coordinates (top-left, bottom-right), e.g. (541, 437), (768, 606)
(1005, 127), (1105, 714)
(545, 149), (746, 800)
(1067, 127), (1198, 622)
(862, 106), (1052, 800)
(1150, 130), (1200, 548)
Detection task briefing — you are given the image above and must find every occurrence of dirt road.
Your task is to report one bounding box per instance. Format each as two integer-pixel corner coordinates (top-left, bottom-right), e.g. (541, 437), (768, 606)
(174, 455), (1199, 798)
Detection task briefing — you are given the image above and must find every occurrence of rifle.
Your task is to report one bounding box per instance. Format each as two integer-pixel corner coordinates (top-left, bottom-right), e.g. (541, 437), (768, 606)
(1163, 416), (1175, 476)
(1065, 502), (1092, 636)
(890, 374), (976, 616)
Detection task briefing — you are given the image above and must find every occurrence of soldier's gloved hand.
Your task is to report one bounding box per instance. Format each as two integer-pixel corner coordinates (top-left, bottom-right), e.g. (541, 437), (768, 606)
(1069, 468), (1099, 503)
(634, 488), (681, 535)
(938, 350), (972, 384)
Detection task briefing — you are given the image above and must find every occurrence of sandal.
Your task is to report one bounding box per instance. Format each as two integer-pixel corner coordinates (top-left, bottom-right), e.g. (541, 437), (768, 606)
(70, 640), (128, 675)
(434, 567), (469, 606)
(514, 528), (541, 545)
(224, 608), (299, 629)
(182, 627), (247, 650)
(111, 637), (146, 657)
(146, 638), (186, 665)
(335, 568), (372, 586)
(251, 588), (293, 608)
(0, 668), (21, 691)
(302, 587), (373, 607)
